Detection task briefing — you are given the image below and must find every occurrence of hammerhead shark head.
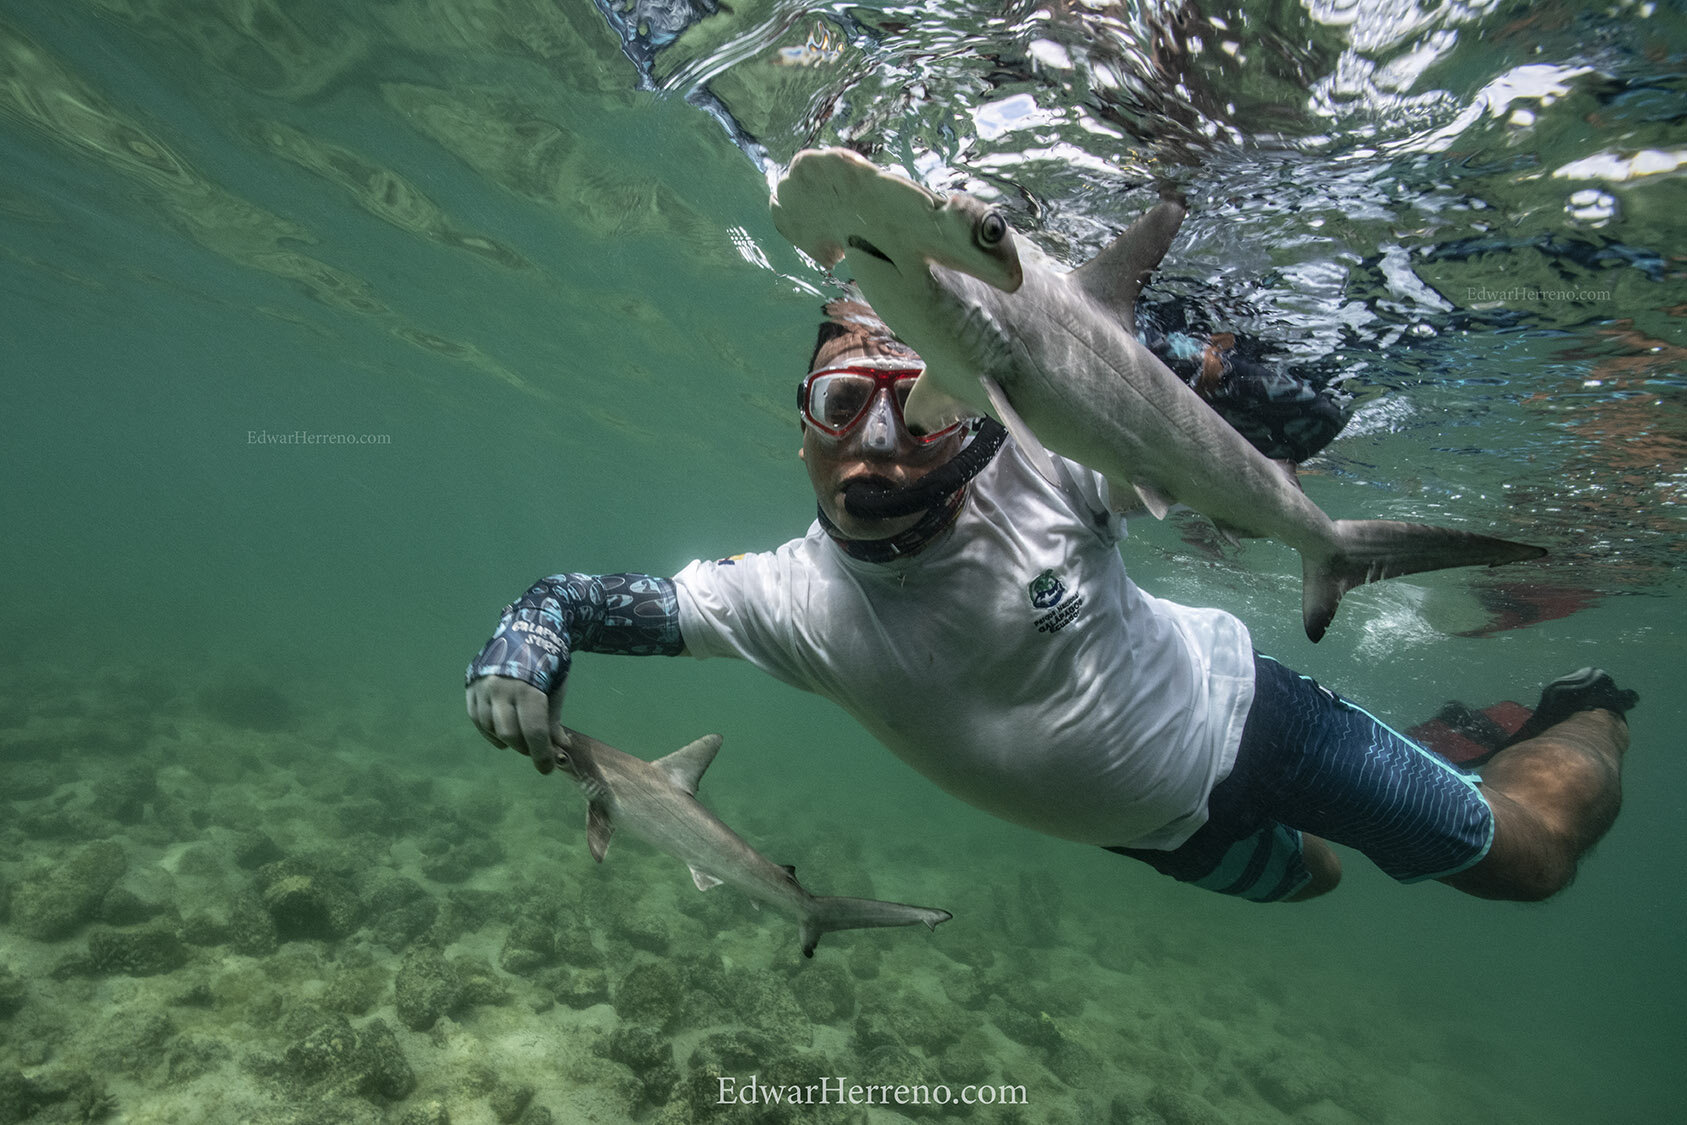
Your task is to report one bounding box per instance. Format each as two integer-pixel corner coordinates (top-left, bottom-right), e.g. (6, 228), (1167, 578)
(770, 147), (1545, 641)
(549, 727), (952, 957)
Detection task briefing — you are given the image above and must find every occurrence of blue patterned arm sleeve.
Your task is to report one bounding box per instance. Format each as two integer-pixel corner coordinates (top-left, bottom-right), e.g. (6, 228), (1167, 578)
(464, 573), (684, 693)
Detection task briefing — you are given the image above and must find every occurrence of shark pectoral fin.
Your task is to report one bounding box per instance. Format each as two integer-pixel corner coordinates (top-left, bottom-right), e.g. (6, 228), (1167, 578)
(902, 374), (974, 435)
(656, 734), (722, 797)
(688, 865), (724, 892)
(1110, 475), (1173, 520)
(1070, 201), (1187, 330)
(978, 375), (1062, 488)
(586, 802), (614, 862)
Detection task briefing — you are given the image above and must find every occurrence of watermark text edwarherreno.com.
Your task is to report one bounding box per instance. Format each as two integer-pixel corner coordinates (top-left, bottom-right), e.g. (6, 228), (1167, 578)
(247, 429), (391, 446)
(717, 1075), (1028, 1109)
(1466, 285), (1612, 304)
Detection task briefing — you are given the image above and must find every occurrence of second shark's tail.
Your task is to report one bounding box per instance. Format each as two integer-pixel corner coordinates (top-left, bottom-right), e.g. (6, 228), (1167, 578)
(1302, 519), (1546, 642)
(798, 895), (953, 958)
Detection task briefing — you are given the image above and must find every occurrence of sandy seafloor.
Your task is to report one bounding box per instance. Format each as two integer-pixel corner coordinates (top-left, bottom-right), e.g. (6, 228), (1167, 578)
(0, 657), (1574, 1125)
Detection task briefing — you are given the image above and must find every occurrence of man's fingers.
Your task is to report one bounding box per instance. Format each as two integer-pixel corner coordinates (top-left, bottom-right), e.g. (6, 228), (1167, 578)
(517, 691), (556, 774)
(489, 695), (525, 752)
(466, 678), (561, 773)
(467, 691), (506, 748)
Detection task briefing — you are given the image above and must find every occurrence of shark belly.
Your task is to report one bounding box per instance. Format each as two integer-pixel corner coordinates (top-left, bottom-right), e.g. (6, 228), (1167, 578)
(618, 787), (807, 913)
(941, 270), (1338, 550)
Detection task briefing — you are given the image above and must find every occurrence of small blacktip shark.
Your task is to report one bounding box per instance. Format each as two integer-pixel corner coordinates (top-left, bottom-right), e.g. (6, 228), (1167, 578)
(769, 147), (1545, 641)
(549, 727), (952, 957)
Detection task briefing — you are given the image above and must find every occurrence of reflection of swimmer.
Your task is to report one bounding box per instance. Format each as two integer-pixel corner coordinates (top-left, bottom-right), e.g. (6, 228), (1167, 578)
(466, 298), (1638, 907)
(1133, 307), (1353, 561)
(1516, 320), (1686, 586)
(1454, 582), (1605, 638)
(1140, 319), (1351, 464)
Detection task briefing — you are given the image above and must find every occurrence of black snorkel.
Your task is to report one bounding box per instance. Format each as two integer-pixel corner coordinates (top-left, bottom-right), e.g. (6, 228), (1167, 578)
(840, 417), (1007, 519)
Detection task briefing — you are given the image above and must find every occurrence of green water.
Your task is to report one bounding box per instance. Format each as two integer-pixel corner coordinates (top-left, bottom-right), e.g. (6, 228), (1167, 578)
(1, 1), (1683, 1122)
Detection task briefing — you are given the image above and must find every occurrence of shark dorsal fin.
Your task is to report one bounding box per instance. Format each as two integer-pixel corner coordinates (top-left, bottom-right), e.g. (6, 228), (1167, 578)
(688, 865), (723, 892)
(1070, 201), (1186, 331)
(656, 734), (723, 797)
(587, 802), (614, 862)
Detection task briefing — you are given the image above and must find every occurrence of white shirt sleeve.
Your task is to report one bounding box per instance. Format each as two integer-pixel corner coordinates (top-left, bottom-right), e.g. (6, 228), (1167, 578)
(671, 541), (812, 689)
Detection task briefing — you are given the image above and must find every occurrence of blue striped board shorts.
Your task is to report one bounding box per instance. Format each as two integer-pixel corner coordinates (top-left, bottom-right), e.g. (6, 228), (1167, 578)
(1107, 653), (1496, 902)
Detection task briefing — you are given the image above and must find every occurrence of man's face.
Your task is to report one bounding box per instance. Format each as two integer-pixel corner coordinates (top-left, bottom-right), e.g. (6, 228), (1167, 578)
(801, 379), (967, 540)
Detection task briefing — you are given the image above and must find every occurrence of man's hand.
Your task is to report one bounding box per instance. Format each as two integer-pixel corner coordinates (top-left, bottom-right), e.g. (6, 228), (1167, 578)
(465, 675), (568, 774)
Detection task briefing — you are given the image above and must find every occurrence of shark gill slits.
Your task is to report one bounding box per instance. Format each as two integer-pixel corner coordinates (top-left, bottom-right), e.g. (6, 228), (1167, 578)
(847, 235), (895, 266)
(975, 211), (1008, 249)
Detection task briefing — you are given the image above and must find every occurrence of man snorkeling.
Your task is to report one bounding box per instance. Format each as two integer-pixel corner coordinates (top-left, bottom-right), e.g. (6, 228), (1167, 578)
(466, 299), (1634, 904)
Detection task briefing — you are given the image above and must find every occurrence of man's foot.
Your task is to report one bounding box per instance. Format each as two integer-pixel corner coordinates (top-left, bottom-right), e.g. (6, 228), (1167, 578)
(1498, 668), (1639, 751)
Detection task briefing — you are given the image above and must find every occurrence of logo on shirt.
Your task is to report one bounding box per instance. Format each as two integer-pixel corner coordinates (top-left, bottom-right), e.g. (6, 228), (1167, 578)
(1028, 568), (1084, 634)
(1028, 569), (1066, 609)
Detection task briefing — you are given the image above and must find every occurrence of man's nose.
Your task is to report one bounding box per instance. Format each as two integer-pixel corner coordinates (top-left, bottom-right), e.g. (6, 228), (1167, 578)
(857, 389), (900, 454)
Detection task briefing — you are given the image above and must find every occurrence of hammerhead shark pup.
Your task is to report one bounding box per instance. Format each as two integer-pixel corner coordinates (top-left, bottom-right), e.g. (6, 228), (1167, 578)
(770, 148), (1544, 641)
(548, 727), (952, 957)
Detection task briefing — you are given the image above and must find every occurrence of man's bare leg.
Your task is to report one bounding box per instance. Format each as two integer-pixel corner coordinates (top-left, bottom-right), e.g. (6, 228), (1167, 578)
(1441, 708), (1628, 901)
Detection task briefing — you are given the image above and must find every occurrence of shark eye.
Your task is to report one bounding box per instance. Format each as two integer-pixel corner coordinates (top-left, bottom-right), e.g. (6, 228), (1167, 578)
(976, 211), (1009, 249)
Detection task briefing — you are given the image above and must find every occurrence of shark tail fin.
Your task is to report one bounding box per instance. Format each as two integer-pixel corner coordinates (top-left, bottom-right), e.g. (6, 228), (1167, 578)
(1302, 520), (1546, 642)
(798, 896), (954, 958)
